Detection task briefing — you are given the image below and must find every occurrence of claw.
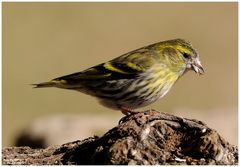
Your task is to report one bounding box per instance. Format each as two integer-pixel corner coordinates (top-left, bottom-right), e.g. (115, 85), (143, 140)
(120, 106), (138, 115)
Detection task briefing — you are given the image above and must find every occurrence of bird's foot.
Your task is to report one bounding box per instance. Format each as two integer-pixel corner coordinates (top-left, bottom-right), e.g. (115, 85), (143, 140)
(120, 106), (139, 116)
(118, 106), (139, 125)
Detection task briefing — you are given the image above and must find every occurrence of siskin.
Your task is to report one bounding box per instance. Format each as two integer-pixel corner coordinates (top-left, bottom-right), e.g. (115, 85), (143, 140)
(34, 39), (204, 115)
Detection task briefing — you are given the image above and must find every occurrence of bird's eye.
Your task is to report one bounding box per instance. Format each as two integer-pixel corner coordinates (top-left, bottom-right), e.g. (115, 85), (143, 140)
(183, 53), (190, 59)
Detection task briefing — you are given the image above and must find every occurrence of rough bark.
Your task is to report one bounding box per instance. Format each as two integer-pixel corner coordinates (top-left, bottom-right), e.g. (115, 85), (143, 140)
(2, 110), (238, 165)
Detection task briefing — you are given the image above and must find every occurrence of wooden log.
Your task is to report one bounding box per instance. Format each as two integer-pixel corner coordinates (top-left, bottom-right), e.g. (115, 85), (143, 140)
(2, 110), (238, 165)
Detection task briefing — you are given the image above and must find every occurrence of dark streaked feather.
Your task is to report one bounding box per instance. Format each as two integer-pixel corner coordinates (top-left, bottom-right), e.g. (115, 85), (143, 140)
(54, 63), (137, 83)
(53, 49), (156, 83)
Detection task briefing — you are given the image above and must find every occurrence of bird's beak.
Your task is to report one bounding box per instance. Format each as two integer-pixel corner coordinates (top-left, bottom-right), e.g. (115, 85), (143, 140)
(192, 60), (204, 75)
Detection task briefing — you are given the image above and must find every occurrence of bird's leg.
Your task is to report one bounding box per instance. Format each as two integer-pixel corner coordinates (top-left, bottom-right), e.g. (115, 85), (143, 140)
(120, 106), (139, 115)
(118, 106), (139, 125)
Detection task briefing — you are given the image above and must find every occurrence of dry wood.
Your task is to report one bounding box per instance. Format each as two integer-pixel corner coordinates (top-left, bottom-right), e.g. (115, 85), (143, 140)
(2, 110), (238, 165)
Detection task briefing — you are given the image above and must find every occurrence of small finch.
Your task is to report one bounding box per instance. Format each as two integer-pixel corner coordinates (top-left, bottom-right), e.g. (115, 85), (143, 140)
(33, 39), (204, 115)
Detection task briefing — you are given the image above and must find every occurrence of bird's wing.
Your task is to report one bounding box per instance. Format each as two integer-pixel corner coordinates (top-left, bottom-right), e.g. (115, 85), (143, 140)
(54, 48), (156, 82)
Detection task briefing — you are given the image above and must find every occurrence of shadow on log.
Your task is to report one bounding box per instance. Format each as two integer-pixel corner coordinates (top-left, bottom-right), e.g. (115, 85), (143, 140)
(2, 110), (238, 165)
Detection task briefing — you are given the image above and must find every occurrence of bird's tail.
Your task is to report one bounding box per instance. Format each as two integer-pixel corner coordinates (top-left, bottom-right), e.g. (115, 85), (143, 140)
(32, 80), (65, 88)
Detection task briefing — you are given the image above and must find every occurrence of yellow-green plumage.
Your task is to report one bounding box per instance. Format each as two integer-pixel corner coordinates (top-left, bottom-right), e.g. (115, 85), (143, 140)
(34, 39), (204, 115)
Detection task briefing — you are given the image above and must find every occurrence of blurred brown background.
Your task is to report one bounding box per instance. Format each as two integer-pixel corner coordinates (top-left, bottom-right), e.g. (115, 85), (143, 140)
(3, 2), (237, 147)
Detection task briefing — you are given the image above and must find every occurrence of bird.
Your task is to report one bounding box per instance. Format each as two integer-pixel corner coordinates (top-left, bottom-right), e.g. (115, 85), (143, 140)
(33, 39), (204, 115)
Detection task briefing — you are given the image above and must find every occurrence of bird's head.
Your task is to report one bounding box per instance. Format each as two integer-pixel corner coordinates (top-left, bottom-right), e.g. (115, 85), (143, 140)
(160, 39), (204, 75)
(177, 39), (204, 75)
